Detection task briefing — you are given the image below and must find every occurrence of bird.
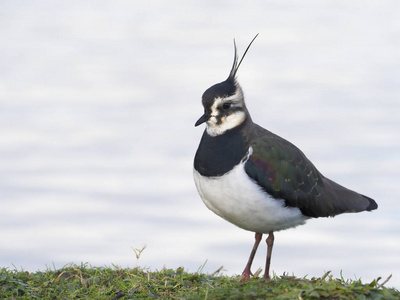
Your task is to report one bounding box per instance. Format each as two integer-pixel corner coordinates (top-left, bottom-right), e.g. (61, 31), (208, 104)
(193, 34), (378, 281)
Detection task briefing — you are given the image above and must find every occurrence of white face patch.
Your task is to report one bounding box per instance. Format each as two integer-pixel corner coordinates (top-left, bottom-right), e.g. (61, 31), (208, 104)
(205, 91), (247, 137)
(206, 110), (246, 136)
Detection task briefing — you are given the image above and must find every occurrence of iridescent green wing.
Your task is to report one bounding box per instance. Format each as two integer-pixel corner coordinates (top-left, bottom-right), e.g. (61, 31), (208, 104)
(244, 135), (334, 217)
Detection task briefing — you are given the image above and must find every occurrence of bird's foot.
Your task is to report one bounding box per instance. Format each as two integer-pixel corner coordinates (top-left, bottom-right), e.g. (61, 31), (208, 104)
(240, 268), (253, 281)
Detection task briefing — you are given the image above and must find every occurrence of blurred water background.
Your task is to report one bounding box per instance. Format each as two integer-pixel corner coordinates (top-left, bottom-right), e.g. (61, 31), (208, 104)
(1, 0), (400, 288)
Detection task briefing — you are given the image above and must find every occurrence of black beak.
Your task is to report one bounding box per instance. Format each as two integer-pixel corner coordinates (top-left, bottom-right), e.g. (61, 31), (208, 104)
(195, 113), (211, 127)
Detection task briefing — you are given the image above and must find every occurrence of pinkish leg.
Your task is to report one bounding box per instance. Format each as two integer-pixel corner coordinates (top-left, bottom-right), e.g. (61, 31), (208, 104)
(264, 231), (274, 279)
(241, 232), (262, 281)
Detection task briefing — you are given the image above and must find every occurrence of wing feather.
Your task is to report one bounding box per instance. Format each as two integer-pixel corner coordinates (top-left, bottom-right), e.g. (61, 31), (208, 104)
(244, 135), (377, 217)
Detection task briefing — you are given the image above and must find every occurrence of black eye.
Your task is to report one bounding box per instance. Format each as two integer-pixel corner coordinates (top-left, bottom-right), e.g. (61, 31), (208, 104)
(222, 103), (231, 110)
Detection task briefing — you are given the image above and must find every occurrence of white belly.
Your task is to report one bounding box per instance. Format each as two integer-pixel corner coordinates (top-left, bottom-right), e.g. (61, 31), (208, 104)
(193, 163), (308, 233)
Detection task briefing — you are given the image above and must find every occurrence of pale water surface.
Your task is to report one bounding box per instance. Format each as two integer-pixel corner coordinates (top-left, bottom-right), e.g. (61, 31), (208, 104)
(1, 0), (400, 288)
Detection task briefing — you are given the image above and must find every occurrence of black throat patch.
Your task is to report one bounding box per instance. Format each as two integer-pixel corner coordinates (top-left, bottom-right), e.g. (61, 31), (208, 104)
(194, 125), (248, 177)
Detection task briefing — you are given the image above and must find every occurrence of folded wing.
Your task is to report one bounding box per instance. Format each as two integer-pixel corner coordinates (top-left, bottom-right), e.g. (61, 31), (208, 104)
(244, 136), (377, 218)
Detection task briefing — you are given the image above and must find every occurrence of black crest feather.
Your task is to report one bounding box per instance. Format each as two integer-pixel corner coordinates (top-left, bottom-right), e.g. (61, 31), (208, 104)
(227, 33), (259, 81)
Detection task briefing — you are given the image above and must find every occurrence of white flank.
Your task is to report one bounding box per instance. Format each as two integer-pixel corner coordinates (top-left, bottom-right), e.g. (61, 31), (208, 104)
(193, 158), (308, 233)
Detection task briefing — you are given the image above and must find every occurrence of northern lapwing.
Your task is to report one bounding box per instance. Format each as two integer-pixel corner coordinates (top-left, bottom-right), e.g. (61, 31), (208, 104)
(193, 35), (378, 280)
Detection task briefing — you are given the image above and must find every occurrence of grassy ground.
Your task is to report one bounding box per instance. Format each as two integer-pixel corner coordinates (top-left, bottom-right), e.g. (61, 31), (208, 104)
(0, 264), (398, 299)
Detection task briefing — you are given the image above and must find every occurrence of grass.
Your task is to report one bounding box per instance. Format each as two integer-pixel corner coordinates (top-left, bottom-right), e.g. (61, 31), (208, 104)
(0, 263), (398, 299)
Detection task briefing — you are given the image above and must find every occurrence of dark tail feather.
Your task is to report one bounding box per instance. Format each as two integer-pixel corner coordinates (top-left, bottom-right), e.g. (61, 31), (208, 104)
(363, 195), (378, 211)
(322, 177), (378, 216)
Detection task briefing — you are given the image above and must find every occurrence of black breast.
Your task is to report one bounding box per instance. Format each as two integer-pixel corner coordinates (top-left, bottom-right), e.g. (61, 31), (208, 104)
(194, 128), (248, 177)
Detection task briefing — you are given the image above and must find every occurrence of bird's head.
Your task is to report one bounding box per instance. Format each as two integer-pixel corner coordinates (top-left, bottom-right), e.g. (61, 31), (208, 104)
(195, 35), (258, 137)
